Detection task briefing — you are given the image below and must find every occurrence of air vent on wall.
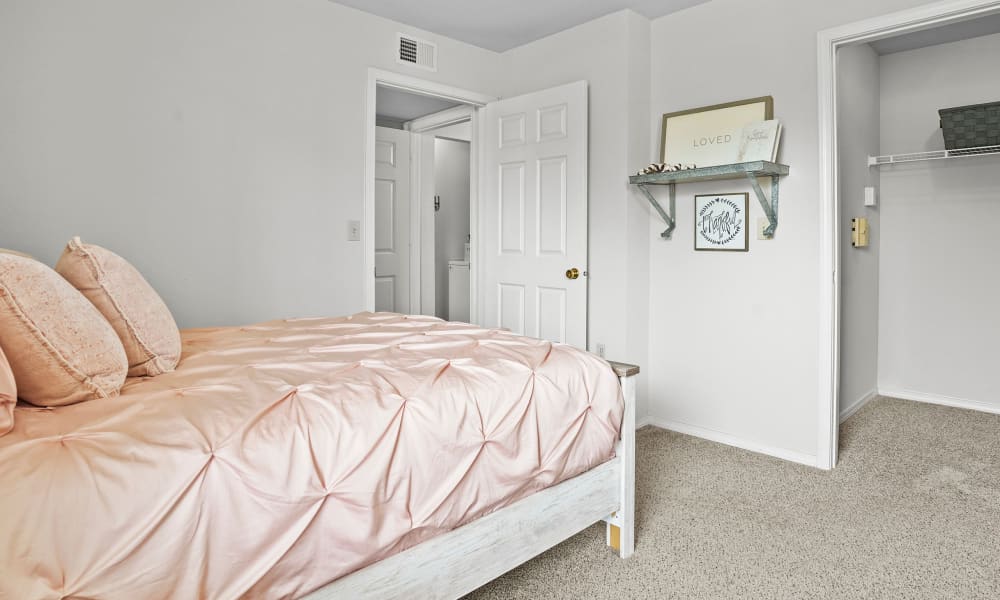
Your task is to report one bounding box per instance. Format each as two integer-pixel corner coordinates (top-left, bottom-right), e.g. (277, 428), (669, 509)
(397, 33), (437, 71)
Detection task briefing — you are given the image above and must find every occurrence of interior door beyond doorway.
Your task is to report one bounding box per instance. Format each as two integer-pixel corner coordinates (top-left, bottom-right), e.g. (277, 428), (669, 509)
(374, 126), (411, 313)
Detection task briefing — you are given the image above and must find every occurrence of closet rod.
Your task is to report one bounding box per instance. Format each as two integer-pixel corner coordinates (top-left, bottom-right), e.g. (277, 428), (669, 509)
(869, 144), (1000, 167)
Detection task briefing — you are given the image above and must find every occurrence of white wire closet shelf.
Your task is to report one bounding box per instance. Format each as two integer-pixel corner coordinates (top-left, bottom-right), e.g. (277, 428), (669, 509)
(869, 144), (1000, 166)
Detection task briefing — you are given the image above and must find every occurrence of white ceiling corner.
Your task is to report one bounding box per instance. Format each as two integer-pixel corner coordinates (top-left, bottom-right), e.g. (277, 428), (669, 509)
(330, 0), (710, 52)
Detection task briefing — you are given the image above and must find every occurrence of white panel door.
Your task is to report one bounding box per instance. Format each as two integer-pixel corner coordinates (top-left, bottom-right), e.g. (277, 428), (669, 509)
(482, 81), (587, 348)
(374, 126), (411, 313)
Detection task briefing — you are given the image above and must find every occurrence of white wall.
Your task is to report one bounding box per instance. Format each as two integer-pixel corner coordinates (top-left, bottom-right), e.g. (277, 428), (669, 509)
(8, 0), (981, 464)
(433, 138), (470, 320)
(0, 0), (501, 327)
(0, 1), (654, 419)
(647, 0), (930, 462)
(625, 12), (653, 421)
(877, 32), (1000, 411)
(837, 43), (881, 419)
(498, 10), (652, 418)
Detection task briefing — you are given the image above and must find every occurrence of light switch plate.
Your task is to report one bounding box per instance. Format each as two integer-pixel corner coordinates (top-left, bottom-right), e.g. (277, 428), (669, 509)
(864, 186), (877, 207)
(347, 220), (361, 242)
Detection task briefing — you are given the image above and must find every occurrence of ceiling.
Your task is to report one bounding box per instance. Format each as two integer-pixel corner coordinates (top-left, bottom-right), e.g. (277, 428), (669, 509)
(870, 12), (1000, 55)
(332, 0), (709, 52)
(376, 85), (462, 122)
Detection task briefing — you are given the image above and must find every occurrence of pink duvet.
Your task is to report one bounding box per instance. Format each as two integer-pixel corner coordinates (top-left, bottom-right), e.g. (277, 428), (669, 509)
(0, 313), (623, 599)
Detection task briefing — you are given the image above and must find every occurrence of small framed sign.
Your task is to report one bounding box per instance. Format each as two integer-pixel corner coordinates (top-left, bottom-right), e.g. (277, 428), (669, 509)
(694, 193), (749, 252)
(660, 96), (773, 167)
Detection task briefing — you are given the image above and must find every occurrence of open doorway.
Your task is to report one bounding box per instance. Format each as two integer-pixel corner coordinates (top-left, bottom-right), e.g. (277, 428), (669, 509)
(428, 129), (472, 322)
(364, 71), (591, 348)
(372, 85), (474, 320)
(363, 70), (493, 324)
(817, 0), (1000, 469)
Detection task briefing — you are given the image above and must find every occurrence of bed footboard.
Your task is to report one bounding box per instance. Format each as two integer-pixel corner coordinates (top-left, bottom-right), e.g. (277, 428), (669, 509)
(304, 360), (639, 600)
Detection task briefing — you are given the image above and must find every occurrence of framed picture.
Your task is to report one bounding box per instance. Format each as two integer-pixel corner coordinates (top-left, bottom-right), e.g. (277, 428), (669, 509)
(660, 96), (773, 167)
(694, 193), (749, 252)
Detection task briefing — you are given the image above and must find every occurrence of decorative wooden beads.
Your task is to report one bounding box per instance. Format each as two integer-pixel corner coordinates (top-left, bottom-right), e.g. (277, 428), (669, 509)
(637, 163), (697, 175)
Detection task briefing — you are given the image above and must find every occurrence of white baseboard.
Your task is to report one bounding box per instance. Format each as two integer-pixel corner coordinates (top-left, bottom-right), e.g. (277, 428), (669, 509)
(839, 388), (877, 423)
(639, 416), (818, 468)
(878, 387), (1000, 416)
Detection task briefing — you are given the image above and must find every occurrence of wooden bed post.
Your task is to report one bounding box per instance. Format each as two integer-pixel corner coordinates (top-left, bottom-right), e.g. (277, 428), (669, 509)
(605, 361), (638, 559)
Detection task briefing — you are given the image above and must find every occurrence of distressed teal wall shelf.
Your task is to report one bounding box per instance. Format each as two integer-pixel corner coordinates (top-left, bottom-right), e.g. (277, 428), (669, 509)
(629, 161), (790, 239)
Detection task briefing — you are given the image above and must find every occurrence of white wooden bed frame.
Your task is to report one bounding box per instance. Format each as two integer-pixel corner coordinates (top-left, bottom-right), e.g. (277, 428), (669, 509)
(304, 361), (638, 600)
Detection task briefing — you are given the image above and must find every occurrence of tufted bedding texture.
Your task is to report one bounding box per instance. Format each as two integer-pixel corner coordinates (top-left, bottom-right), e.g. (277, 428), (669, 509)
(0, 313), (623, 599)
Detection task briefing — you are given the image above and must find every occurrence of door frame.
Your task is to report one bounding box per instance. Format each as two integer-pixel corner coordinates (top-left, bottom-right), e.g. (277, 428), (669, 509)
(364, 68), (495, 319)
(407, 104), (475, 133)
(815, 0), (1000, 470)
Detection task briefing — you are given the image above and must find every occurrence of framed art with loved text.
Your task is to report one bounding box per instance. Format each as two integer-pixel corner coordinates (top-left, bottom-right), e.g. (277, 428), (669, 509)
(660, 96), (773, 167)
(694, 193), (749, 252)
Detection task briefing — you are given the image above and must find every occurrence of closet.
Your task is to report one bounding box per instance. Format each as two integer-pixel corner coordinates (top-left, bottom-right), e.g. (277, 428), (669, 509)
(837, 19), (1000, 421)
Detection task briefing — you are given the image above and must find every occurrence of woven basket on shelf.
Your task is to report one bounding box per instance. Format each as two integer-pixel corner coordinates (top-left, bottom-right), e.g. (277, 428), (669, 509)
(938, 101), (1000, 150)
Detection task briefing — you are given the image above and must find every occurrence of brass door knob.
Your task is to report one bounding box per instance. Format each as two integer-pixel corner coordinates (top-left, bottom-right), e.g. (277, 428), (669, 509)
(565, 267), (580, 280)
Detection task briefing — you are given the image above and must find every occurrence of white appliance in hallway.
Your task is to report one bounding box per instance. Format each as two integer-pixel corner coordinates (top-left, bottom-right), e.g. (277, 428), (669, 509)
(448, 260), (470, 323)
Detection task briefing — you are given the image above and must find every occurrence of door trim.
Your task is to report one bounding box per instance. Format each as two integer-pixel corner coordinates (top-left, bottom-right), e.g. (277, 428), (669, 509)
(406, 105), (474, 133)
(364, 68), (496, 318)
(407, 131), (427, 314)
(815, 0), (1000, 470)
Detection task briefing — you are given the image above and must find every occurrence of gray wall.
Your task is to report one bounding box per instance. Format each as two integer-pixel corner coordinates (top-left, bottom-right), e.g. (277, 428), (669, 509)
(8, 0), (976, 464)
(645, 0), (932, 461)
(837, 43), (881, 419)
(499, 10), (652, 419)
(0, 0), (501, 328)
(877, 32), (1000, 410)
(433, 138), (470, 320)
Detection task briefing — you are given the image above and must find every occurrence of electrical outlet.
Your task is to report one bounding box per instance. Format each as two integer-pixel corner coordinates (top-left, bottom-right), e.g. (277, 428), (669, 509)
(347, 220), (361, 242)
(758, 217), (770, 240)
(595, 343), (606, 358)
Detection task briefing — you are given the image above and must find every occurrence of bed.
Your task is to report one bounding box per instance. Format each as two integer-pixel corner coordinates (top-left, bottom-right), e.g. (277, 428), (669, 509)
(0, 312), (636, 599)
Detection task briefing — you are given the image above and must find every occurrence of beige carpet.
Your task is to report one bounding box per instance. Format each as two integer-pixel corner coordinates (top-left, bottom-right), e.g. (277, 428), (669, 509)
(466, 397), (1000, 599)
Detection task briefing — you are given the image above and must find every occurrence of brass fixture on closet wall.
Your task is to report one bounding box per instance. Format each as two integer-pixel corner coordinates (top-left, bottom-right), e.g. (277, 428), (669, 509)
(851, 217), (869, 248)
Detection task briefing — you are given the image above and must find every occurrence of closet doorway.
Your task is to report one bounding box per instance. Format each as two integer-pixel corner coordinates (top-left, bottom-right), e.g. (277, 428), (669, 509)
(818, 0), (1000, 469)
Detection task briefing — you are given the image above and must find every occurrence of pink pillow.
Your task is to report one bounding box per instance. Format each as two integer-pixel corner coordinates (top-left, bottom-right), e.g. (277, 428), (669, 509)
(0, 253), (127, 406)
(0, 345), (14, 437)
(56, 237), (181, 377)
